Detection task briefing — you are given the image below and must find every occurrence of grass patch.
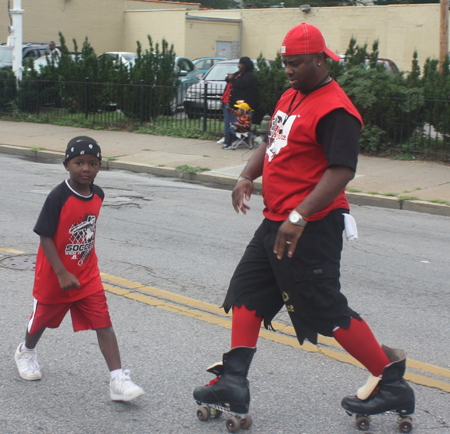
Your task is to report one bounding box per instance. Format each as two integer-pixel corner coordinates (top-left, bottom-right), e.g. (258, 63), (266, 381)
(428, 199), (450, 205)
(30, 146), (44, 152)
(175, 165), (211, 174)
(346, 188), (361, 193)
(389, 153), (416, 161)
(402, 187), (422, 193)
(383, 192), (398, 197)
(368, 191), (380, 195)
(398, 195), (420, 201)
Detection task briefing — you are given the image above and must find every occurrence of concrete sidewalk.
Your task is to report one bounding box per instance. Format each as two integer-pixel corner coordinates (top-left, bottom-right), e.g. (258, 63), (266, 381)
(1, 120), (450, 216)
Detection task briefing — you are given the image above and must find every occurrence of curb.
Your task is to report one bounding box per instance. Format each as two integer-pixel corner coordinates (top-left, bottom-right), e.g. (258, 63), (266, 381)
(1, 144), (449, 217)
(346, 192), (401, 210)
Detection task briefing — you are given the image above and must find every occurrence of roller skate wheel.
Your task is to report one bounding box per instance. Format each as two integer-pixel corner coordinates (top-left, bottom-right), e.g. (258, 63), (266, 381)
(226, 417), (240, 432)
(240, 415), (253, 429)
(398, 416), (413, 433)
(196, 406), (210, 421)
(355, 414), (371, 431)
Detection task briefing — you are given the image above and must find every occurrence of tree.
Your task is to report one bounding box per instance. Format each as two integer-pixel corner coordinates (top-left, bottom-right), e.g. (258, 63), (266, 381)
(254, 52), (289, 122)
(334, 37), (423, 153)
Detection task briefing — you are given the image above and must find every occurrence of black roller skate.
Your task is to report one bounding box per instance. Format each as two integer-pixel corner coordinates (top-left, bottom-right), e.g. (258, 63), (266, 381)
(341, 345), (415, 433)
(193, 346), (256, 433)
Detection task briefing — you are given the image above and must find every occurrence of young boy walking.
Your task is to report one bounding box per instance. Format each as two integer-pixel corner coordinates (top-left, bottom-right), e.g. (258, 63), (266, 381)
(15, 136), (144, 402)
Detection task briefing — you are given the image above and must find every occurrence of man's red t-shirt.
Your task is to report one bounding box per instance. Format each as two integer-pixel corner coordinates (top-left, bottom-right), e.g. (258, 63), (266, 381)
(262, 80), (363, 222)
(33, 180), (104, 304)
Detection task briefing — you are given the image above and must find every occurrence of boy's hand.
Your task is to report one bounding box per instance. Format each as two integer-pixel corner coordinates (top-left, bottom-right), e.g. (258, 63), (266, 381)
(56, 270), (80, 292)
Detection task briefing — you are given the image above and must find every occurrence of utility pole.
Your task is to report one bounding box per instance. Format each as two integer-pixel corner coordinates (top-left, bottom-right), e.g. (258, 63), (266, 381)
(440, 0), (448, 72)
(9, 0), (24, 82)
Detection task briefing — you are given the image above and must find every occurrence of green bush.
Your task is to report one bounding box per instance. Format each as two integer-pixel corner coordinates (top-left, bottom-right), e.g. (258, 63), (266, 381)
(20, 32), (177, 120)
(420, 55), (450, 138)
(0, 69), (16, 113)
(329, 38), (423, 153)
(254, 52), (289, 123)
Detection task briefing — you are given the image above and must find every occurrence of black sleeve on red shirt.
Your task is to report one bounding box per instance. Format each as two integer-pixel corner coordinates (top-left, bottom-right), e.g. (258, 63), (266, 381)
(316, 108), (361, 172)
(33, 182), (68, 239)
(33, 182), (104, 239)
(92, 184), (105, 201)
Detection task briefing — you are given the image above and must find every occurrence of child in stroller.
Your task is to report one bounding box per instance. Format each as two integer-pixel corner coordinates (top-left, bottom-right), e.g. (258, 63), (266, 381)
(222, 100), (253, 150)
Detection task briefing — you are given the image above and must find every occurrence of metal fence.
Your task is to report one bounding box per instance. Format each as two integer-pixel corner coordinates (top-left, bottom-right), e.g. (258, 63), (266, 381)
(1, 78), (450, 161)
(0, 78), (228, 136)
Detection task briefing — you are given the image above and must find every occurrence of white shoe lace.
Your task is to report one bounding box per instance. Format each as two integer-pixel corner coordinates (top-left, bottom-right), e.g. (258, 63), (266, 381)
(27, 354), (40, 372)
(21, 350), (40, 373)
(120, 369), (132, 382)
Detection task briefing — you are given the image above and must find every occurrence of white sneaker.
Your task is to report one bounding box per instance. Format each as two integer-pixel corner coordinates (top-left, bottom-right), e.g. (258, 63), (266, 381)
(15, 343), (42, 381)
(217, 137), (225, 144)
(110, 369), (144, 402)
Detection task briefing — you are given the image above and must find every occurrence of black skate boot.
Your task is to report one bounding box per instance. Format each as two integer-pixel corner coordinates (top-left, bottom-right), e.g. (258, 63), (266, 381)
(194, 347), (256, 431)
(341, 345), (415, 432)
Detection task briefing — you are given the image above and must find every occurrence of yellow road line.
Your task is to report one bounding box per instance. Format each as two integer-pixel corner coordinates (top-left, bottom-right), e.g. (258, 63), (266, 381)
(101, 273), (229, 317)
(1, 249), (448, 393)
(0, 247), (25, 254)
(101, 274), (450, 393)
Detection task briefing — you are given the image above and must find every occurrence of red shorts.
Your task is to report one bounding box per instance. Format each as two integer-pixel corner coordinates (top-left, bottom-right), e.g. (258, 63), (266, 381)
(27, 290), (112, 334)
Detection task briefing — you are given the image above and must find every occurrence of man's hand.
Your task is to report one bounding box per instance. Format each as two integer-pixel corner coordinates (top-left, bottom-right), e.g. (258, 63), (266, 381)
(232, 179), (254, 214)
(273, 220), (305, 259)
(56, 270), (80, 292)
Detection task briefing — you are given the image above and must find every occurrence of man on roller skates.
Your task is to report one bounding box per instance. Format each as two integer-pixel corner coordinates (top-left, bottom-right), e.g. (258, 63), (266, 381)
(193, 23), (415, 433)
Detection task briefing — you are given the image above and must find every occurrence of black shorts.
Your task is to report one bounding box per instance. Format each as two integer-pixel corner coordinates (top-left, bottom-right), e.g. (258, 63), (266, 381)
(222, 209), (360, 345)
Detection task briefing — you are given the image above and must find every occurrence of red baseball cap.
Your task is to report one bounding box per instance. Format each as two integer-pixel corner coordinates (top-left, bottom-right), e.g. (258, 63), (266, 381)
(280, 23), (340, 62)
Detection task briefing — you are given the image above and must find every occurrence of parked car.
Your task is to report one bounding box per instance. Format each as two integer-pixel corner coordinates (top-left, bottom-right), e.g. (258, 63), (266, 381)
(183, 58), (271, 119)
(0, 43), (53, 70)
(128, 55), (202, 114)
(31, 52), (79, 72)
(192, 57), (227, 74)
(338, 54), (399, 74)
(97, 52), (137, 67)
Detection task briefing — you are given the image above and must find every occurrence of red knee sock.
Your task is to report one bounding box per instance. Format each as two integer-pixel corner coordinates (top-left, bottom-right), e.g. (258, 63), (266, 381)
(231, 305), (262, 348)
(333, 317), (390, 377)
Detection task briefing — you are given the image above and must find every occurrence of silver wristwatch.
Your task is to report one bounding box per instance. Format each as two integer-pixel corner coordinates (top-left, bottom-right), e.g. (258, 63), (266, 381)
(288, 210), (308, 227)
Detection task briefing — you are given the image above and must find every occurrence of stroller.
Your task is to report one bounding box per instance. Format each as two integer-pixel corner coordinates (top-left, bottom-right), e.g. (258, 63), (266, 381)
(223, 101), (256, 150)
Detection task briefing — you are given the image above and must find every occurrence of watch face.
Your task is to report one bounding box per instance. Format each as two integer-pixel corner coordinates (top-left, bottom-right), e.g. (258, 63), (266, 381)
(290, 211), (300, 223)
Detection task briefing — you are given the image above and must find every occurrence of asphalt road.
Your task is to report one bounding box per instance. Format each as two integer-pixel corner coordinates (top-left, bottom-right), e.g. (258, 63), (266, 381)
(1, 153), (449, 434)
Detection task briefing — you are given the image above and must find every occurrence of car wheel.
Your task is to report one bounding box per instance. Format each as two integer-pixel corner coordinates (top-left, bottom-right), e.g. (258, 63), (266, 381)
(168, 97), (178, 116)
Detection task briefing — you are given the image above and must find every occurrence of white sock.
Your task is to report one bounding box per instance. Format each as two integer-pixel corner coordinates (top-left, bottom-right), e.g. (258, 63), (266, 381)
(22, 343), (34, 352)
(110, 368), (123, 380)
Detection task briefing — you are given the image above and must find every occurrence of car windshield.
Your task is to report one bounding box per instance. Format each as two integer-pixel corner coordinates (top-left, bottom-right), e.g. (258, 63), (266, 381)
(0, 48), (12, 63)
(204, 63), (239, 81)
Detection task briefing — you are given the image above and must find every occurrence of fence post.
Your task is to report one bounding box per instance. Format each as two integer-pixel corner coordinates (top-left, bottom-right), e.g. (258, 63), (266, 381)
(36, 79), (40, 118)
(139, 79), (144, 127)
(203, 82), (208, 133)
(85, 77), (89, 119)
